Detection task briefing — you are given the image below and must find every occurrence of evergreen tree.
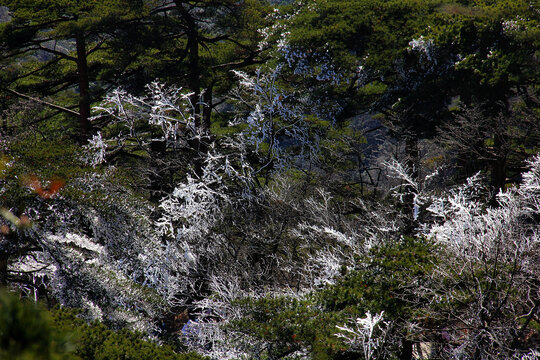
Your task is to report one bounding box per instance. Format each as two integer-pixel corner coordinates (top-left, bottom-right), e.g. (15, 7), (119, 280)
(123, 0), (271, 132)
(0, 0), (148, 140)
(429, 0), (540, 189)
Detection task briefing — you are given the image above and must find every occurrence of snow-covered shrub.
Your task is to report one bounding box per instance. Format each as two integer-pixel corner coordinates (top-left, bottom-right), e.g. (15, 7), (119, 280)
(419, 154), (540, 358)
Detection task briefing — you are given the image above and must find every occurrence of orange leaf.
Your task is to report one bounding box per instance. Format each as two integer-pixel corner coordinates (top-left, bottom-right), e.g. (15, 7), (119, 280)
(41, 179), (65, 199)
(23, 174), (42, 192)
(23, 175), (65, 199)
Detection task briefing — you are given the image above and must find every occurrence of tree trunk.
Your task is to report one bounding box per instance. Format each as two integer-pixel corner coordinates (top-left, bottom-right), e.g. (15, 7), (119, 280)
(75, 31), (92, 141)
(399, 338), (414, 360)
(202, 82), (214, 131)
(174, 3), (210, 177)
(405, 135), (419, 182)
(490, 134), (506, 191)
(403, 133), (419, 236)
(0, 254), (7, 286)
(187, 30), (201, 129)
(175, 2), (203, 132)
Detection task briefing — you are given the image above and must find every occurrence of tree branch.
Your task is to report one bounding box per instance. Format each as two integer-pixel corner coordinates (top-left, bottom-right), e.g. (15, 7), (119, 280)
(36, 43), (77, 62)
(3, 88), (80, 117)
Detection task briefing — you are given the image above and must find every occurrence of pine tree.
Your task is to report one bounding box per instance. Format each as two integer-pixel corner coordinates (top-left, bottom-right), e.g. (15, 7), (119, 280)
(0, 0), (147, 140)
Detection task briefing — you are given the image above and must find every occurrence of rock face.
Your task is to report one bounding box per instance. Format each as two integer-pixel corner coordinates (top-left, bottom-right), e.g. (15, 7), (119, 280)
(0, 7), (10, 23)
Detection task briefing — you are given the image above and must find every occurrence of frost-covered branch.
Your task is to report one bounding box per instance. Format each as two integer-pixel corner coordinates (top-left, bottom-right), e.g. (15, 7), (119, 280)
(335, 311), (388, 360)
(232, 67), (318, 172)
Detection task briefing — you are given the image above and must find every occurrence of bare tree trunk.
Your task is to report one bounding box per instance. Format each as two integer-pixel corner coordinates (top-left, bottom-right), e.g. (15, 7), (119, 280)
(75, 31), (92, 140)
(403, 133), (419, 236)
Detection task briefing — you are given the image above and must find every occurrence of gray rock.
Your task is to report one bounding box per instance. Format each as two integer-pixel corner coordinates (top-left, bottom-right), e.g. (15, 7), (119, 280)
(0, 6), (11, 23)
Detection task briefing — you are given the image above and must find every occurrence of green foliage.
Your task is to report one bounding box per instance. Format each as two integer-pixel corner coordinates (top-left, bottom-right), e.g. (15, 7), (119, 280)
(320, 237), (438, 320)
(0, 131), (83, 215)
(0, 289), (77, 360)
(272, 0), (458, 140)
(233, 237), (439, 359)
(1, 0), (538, 357)
(428, 0), (539, 102)
(0, 290), (204, 360)
(317, 121), (368, 195)
(0, 1), (146, 43)
(0, 107), (150, 210)
(232, 296), (347, 359)
(51, 307), (204, 360)
(0, 0), (150, 138)
(119, 0), (272, 101)
(283, 0), (443, 77)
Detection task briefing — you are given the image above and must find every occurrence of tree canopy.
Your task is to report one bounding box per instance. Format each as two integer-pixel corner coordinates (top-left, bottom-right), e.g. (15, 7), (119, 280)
(0, 0), (539, 359)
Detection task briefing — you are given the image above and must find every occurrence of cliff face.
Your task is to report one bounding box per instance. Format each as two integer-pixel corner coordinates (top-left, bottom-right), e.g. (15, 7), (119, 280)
(0, 7), (10, 23)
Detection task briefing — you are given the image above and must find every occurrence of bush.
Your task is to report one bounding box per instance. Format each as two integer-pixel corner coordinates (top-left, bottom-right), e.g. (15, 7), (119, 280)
(0, 289), (204, 360)
(0, 289), (76, 360)
(50, 307), (205, 360)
